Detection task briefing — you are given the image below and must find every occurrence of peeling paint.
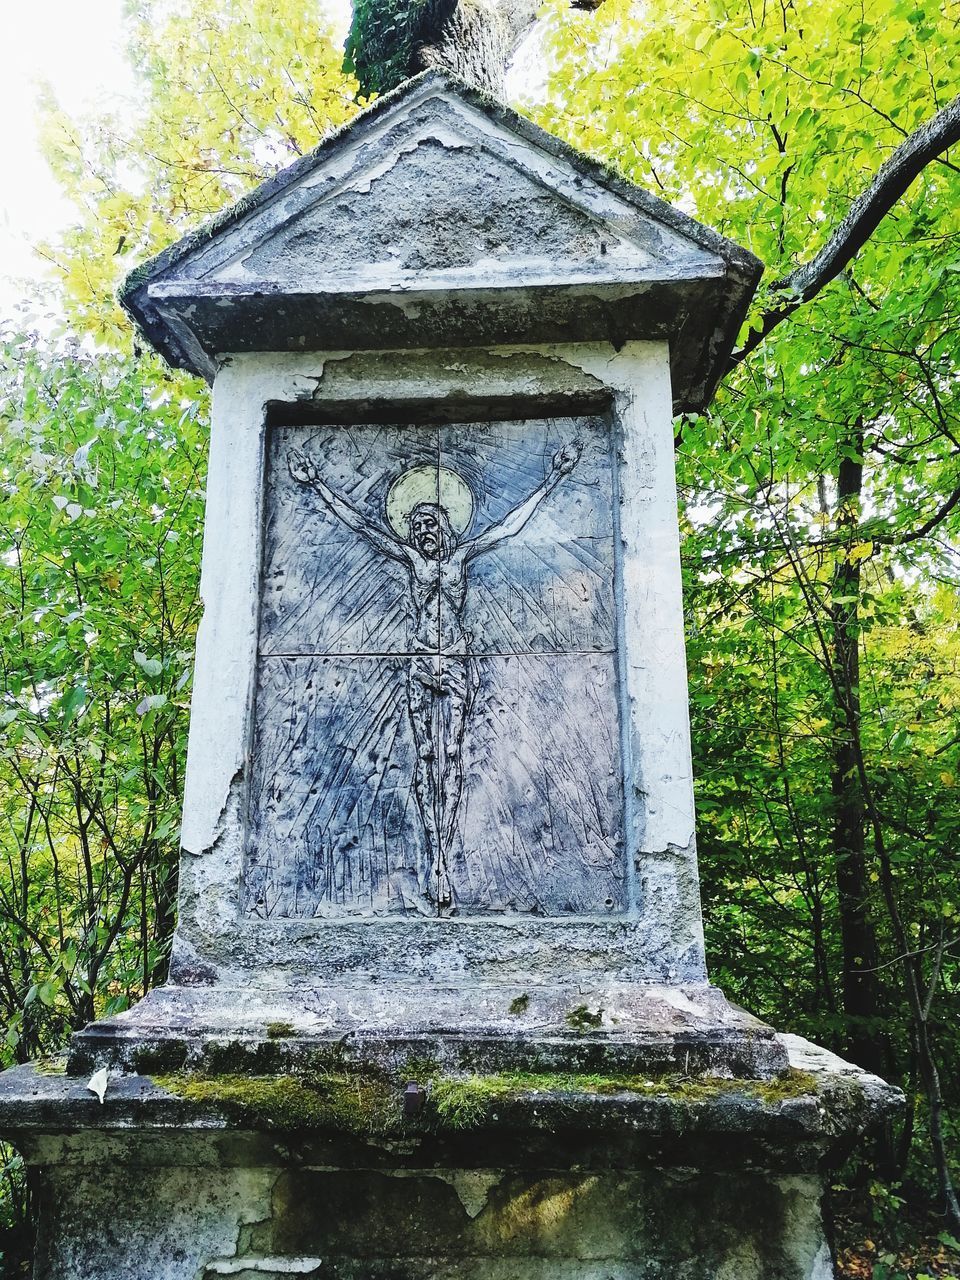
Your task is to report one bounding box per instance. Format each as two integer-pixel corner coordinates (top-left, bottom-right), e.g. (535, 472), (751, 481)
(165, 343), (712, 991)
(205, 1263), (324, 1276)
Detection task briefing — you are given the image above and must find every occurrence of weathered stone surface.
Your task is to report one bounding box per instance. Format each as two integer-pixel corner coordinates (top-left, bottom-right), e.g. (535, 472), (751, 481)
(0, 1038), (899, 1280)
(120, 72), (761, 414)
(66, 981), (789, 1079)
(36, 1168), (834, 1280)
(33, 1162), (835, 1280)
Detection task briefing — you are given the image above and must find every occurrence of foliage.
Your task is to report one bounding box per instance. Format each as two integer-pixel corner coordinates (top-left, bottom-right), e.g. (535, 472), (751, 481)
(0, 329), (208, 1263)
(345, 0), (457, 96)
(0, 332), (206, 1055)
(37, 0), (358, 343)
(834, 1183), (960, 1277)
(535, 0), (960, 1227)
(0, 1142), (27, 1277)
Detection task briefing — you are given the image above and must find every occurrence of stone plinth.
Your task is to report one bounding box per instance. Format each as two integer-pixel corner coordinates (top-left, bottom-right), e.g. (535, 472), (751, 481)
(66, 982), (787, 1080)
(0, 1038), (898, 1280)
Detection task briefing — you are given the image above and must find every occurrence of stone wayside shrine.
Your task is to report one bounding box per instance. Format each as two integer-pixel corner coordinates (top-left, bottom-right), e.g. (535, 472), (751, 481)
(0, 73), (899, 1278)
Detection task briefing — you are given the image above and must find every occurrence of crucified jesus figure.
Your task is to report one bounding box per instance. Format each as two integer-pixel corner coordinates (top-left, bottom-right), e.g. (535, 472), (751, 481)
(288, 441), (581, 908)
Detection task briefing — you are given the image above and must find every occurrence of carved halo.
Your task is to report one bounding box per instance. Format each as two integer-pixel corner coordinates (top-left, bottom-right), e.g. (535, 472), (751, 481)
(386, 465), (474, 539)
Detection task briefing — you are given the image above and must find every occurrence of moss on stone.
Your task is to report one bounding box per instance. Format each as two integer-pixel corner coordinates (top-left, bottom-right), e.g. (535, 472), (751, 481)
(749, 1070), (821, 1105)
(152, 1064), (820, 1135)
(509, 994), (530, 1015)
(400, 1056), (442, 1085)
(431, 1068), (819, 1129)
(265, 1022), (295, 1040)
(565, 1004), (604, 1032)
(154, 1069), (403, 1135)
(35, 1056), (67, 1076)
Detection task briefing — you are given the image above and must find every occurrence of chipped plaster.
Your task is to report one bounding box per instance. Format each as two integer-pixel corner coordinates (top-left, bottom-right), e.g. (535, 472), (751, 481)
(173, 341), (707, 992)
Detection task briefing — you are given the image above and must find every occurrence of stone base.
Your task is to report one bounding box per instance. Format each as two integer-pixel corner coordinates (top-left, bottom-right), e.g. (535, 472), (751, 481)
(37, 1163), (833, 1279)
(66, 980), (790, 1079)
(0, 1036), (900, 1280)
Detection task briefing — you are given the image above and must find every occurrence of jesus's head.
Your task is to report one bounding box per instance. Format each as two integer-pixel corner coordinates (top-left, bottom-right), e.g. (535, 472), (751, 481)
(407, 502), (456, 560)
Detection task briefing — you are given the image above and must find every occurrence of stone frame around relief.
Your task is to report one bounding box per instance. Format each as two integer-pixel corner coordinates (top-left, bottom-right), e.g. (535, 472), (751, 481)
(173, 343), (708, 987)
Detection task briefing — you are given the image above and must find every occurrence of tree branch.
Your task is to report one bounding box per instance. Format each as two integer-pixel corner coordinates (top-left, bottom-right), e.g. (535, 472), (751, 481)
(873, 483), (960, 546)
(729, 93), (960, 370)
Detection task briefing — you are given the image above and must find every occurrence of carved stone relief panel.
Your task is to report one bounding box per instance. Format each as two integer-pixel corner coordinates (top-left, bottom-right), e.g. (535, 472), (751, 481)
(243, 416), (625, 918)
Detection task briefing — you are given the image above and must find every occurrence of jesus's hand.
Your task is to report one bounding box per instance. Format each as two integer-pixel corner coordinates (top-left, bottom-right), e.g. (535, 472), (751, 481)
(551, 441), (582, 478)
(288, 448), (319, 486)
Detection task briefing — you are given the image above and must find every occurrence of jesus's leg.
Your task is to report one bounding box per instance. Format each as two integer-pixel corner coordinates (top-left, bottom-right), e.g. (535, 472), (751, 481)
(439, 659), (474, 856)
(406, 664), (447, 906)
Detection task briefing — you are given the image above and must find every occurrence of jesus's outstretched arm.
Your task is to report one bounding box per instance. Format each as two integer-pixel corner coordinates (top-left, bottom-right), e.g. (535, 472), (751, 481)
(288, 448), (408, 563)
(463, 442), (581, 562)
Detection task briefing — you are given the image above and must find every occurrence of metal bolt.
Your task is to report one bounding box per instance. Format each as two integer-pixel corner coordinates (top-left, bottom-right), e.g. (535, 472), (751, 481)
(403, 1080), (426, 1118)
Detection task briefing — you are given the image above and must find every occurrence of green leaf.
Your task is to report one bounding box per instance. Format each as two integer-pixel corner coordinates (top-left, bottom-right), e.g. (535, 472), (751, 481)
(134, 651), (163, 678)
(61, 683), (88, 725)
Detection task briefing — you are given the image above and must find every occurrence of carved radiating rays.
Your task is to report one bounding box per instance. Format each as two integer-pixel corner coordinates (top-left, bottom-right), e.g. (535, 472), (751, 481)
(244, 416), (626, 918)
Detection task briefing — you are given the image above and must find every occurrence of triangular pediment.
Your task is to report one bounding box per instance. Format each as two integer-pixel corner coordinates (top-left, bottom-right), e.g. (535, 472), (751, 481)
(206, 133), (664, 290)
(122, 72), (762, 412)
(163, 82), (720, 294)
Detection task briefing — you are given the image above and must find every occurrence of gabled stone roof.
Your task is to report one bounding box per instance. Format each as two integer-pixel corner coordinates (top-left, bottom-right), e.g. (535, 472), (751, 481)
(121, 71), (762, 413)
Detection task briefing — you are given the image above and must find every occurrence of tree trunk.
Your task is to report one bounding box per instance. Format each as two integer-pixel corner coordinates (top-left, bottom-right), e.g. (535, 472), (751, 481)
(829, 419), (888, 1079)
(416, 0), (539, 92)
(417, 0), (507, 92)
(346, 0), (605, 98)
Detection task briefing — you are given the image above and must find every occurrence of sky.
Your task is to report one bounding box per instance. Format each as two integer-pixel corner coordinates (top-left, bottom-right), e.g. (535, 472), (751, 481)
(0, 0), (352, 315)
(1, 0), (130, 311)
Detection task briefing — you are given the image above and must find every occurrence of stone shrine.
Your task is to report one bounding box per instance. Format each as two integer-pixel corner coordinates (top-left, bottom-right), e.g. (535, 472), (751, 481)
(0, 72), (899, 1279)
